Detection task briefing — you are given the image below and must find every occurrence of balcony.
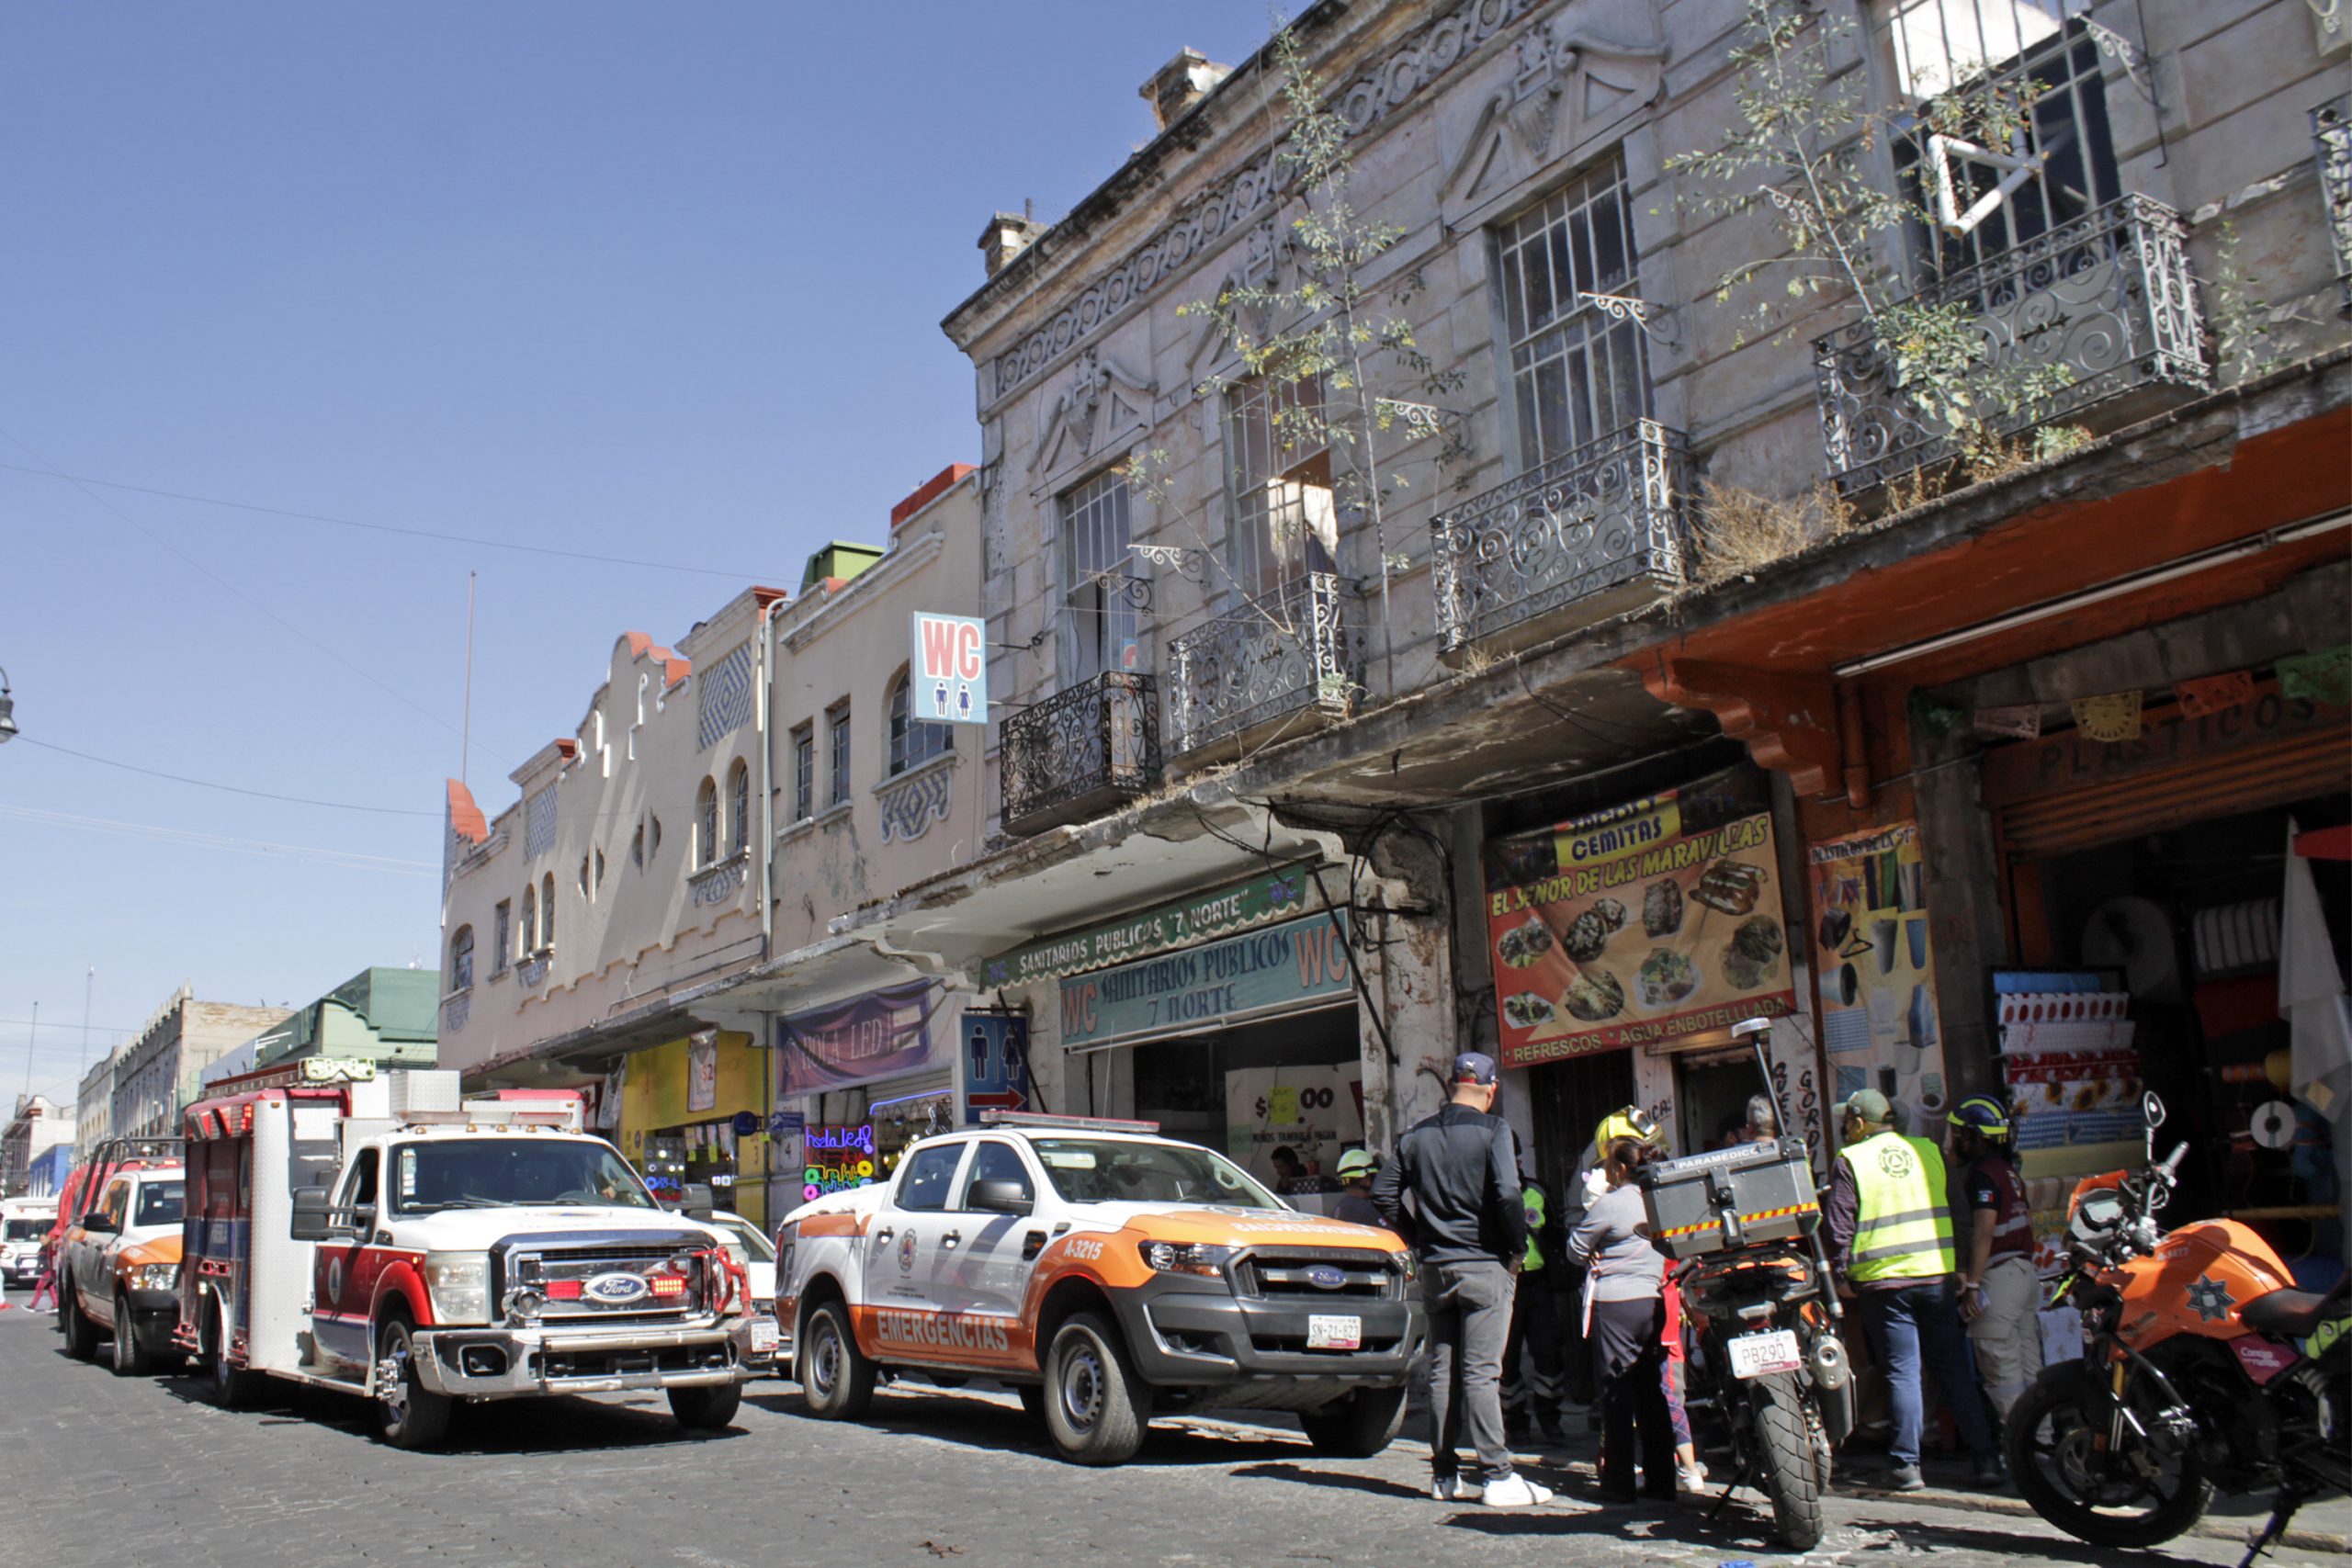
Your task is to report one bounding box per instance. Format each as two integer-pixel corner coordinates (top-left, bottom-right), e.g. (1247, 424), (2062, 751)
(1430, 420), (1694, 657)
(2318, 96), (2351, 313)
(1813, 194), (2210, 494)
(1165, 573), (1357, 758)
(1000, 671), (1162, 835)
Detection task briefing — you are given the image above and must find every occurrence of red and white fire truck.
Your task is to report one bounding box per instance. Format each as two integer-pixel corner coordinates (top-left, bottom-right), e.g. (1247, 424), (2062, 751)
(176, 1060), (775, 1447)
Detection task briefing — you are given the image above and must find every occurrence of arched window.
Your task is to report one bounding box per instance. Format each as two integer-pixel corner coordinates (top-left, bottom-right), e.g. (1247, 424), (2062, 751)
(541, 873), (556, 950)
(695, 777), (719, 869)
(728, 760), (751, 855)
(449, 926), (475, 992)
(520, 886), (537, 957)
(888, 668), (953, 776)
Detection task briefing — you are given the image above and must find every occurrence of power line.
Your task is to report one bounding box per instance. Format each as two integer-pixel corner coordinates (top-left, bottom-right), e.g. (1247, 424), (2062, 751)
(0, 427), (515, 773)
(0, 802), (437, 876)
(16, 736), (439, 818)
(0, 459), (792, 582)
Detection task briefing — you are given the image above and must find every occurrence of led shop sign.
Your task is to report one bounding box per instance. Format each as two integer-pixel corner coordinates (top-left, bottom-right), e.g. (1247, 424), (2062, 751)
(910, 611), (988, 725)
(803, 1122), (876, 1202)
(1058, 913), (1353, 1049)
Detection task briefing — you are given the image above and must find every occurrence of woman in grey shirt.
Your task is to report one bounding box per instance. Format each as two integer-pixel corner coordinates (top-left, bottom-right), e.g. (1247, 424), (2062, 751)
(1566, 1139), (1676, 1503)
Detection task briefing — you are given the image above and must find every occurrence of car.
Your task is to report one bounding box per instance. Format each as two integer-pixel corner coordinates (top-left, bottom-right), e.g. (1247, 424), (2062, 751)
(1, 1198), (58, 1289)
(775, 1113), (1426, 1465)
(57, 1164), (185, 1376)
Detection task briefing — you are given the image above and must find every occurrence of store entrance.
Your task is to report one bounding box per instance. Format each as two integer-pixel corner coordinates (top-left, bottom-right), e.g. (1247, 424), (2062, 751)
(1528, 1050), (1637, 1208)
(1128, 1005), (1362, 1208)
(1671, 1045), (1769, 1153)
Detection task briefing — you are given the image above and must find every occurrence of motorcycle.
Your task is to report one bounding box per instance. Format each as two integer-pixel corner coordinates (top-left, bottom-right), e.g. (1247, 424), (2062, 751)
(2009, 1092), (2350, 1567)
(1645, 1020), (1854, 1551)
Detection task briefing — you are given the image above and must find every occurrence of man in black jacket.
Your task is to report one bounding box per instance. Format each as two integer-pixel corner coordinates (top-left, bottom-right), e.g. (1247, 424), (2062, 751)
(1374, 1053), (1553, 1507)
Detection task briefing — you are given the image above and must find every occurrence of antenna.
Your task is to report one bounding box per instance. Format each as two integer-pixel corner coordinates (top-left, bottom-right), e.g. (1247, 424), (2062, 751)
(460, 570), (477, 786)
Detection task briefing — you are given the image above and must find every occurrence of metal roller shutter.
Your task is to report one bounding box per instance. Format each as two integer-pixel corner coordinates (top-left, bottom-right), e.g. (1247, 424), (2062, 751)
(1996, 726), (2351, 860)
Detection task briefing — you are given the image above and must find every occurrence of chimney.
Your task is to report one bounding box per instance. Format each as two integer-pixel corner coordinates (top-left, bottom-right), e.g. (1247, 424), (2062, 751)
(1141, 48), (1231, 132)
(978, 210), (1046, 277)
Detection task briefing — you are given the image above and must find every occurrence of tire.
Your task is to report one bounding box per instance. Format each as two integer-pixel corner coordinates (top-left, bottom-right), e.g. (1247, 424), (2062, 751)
(59, 1281), (98, 1362)
(1041, 1311), (1147, 1466)
(373, 1315), (452, 1449)
(1747, 1373), (1826, 1552)
(110, 1294), (150, 1377)
(198, 1295), (261, 1409)
(2007, 1363), (2212, 1551)
(1298, 1385), (1409, 1458)
(669, 1382), (743, 1430)
(797, 1299), (875, 1421)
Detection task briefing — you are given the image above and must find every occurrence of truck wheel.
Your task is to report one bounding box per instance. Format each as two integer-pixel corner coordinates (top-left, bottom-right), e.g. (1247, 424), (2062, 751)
(1299, 1386), (1408, 1458)
(110, 1293), (151, 1377)
(198, 1295), (260, 1408)
(669, 1382), (743, 1430)
(374, 1315), (452, 1449)
(59, 1285), (97, 1361)
(1042, 1311), (1147, 1466)
(797, 1300), (874, 1420)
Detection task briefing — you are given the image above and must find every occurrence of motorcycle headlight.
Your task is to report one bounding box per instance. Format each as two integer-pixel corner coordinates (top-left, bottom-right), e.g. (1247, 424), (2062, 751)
(1139, 1241), (1235, 1279)
(424, 1252), (492, 1325)
(131, 1262), (179, 1292)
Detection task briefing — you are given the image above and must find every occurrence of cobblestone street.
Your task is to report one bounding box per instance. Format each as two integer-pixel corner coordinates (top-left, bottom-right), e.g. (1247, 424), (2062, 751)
(4, 1307), (2342, 1568)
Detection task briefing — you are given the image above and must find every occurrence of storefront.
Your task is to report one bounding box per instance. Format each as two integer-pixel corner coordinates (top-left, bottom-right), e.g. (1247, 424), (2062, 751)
(979, 864), (1368, 1211)
(1480, 763), (1825, 1194)
(774, 981), (962, 1207)
(614, 1027), (773, 1227)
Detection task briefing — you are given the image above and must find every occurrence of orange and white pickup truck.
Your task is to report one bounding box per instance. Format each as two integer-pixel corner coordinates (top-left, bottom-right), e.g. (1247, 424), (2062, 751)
(775, 1112), (1426, 1465)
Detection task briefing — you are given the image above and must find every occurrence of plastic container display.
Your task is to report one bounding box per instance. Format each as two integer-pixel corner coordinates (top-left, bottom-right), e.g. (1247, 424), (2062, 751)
(1637, 1137), (1822, 1260)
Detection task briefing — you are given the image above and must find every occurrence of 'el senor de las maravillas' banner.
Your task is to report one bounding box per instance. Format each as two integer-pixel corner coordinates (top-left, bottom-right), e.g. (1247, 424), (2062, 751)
(1483, 773), (1796, 1066)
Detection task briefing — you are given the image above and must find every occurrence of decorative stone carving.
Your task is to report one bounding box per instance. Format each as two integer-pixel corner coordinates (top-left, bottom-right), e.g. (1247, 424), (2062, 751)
(875, 758), (956, 842)
(1030, 348), (1157, 492)
(1443, 15), (1668, 216)
(688, 857), (747, 908)
(695, 641), (754, 752)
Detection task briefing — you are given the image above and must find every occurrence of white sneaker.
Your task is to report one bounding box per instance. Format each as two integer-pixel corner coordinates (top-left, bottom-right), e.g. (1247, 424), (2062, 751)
(1431, 1475), (1480, 1502)
(1481, 1474), (1554, 1507)
(1677, 1462), (1710, 1492)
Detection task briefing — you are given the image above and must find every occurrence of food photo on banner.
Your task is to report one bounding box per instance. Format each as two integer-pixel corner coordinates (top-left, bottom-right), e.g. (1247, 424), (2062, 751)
(1808, 820), (1950, 1121)
(1484, 771), (1797, 1066)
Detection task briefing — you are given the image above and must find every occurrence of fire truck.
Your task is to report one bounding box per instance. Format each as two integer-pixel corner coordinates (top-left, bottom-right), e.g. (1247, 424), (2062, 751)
(177, 1060), (775, 1448)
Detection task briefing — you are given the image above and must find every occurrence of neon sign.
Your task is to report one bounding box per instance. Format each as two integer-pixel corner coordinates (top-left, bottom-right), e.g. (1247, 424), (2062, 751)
(803, 1122), (877, 1201)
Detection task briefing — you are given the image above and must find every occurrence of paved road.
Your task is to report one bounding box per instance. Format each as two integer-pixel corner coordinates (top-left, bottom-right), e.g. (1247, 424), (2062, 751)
(0, 1306), (2336, 1568)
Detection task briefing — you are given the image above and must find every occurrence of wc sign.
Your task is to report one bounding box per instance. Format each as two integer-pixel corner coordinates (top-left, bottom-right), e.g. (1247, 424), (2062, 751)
(910, 612), (988, 725)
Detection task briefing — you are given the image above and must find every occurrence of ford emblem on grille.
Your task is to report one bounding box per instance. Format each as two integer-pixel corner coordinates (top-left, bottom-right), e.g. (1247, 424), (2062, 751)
(1305, 1265), (1347, 1291)
(585, 1271), (650, 1304)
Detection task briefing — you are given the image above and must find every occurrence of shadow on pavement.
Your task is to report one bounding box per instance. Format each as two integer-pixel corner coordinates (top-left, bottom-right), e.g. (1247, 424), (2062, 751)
(749, 1382), (1315, 1469)
(1228, 1461), (1442, 1503)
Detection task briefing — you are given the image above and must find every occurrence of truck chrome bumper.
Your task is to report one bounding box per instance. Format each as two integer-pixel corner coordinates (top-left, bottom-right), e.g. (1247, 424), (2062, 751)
(411, 1318), (763, 1399)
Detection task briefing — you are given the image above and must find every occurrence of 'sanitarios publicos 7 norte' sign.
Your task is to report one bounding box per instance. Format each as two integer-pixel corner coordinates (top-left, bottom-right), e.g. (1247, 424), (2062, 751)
(1483, 779), (1795, 1066)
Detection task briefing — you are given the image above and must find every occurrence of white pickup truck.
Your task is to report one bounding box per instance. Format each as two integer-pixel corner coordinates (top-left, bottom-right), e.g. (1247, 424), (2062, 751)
(179, 1064), (776, 1448)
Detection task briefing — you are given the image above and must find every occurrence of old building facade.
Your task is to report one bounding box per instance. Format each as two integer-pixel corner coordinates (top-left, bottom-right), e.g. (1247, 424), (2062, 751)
(105, 989), (294, 1144)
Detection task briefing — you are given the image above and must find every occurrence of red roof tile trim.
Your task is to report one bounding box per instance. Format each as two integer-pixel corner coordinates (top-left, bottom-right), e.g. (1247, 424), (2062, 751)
(446, 779), (490, 845)
(890, 463), (977, 528)
(620, 630), (692, 688)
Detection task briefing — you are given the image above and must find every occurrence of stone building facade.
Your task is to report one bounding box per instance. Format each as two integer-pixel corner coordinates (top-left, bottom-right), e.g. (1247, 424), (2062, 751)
(106, 989), (294, 1144)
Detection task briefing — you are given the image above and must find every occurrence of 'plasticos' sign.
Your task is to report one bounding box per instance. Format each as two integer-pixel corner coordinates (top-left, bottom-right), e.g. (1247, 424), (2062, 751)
(910, 612), (988, 724)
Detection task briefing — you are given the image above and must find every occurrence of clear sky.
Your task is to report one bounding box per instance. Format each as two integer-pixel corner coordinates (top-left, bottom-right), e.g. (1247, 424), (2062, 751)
(0, 1), (1285, 1108)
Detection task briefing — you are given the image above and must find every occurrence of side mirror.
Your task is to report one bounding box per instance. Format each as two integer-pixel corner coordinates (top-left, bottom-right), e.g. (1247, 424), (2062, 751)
(681, 1182), (715, 1220)
(2143, 1092), (2165, 1130)
(967, 1179), (1034, 1216)
(81, 1214), (119, 1236)
(289, 1187), (342, 1242)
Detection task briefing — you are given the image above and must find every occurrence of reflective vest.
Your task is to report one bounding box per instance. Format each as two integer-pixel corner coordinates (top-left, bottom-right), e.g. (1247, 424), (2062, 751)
(1523, 1181), (1547, 1271)
(1840, 1132), (1955, 1282)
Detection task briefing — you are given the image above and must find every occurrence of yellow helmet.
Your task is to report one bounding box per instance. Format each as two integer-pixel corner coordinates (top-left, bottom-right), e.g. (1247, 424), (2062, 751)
(1595, 1105), (1664, 1151)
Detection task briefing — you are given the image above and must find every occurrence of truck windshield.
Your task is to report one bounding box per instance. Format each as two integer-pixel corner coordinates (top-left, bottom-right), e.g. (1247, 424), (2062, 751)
(4, 1219), (47, 1242)
(1029, 1139), (1282, 1209)
(133, 1182), (184, 1227)
(391, 1139), (656, 1213)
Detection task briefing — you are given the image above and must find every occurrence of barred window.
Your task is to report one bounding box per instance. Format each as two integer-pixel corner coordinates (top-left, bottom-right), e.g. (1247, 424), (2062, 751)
(492, 900), (511, 974)
(449, 927), (475, 992)
(1496, 158), (1649, 468)
(1224, 375), (1338, 600)
(729, 759), (751, 853)
(828, 703), (853, 807)
(888, 669), (953, 775)
(540, 873), (555, 951)
(695, 776), (719, 869)
(1057, 469), (1137, 683)
(791, 724), (815, 821)
(520, 885), (537, 955)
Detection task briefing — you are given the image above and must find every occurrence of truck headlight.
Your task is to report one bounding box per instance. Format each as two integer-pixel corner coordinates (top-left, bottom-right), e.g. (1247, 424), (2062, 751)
(131, 1262), (179, 1291)
(1139, 1241), (1235, 1279)
(424, 1252), (492, 1325)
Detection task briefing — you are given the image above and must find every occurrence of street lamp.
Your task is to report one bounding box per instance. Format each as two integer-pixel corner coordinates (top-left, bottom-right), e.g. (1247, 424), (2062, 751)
(0, 663), (15, 743)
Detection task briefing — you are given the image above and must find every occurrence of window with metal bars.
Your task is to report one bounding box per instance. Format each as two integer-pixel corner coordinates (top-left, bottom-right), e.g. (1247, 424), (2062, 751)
(1057, 468), (1138, 683)
(827, 703), (852, 808)
(450, 926), (474, 992)
(791, 724), (815, 821)
(887, 669), (953, 775)
(729, 760), (751, 854)
(1494, 157), (1650, 468)
(1223, 374), (1339, 601)
(1881, 0), (2119, 276)
(695, 776), (719, 869)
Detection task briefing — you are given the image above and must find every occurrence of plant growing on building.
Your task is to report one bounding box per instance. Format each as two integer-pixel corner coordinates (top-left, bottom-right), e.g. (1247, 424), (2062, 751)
(1668, 0), (2084, 503)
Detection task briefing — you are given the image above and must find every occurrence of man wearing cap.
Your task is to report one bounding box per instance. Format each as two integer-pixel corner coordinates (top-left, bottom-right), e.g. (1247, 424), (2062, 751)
(1332, 1148), (1385, 1229)
(1373, 1052), (1552, 1507)
(1949, 1093), (2042, 1422)
(1825, 1089), (2003, 1491)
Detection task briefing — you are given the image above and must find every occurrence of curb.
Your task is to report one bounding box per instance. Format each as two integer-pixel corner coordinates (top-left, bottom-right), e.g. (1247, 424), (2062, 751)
(1840, 1480), (2350, 1556)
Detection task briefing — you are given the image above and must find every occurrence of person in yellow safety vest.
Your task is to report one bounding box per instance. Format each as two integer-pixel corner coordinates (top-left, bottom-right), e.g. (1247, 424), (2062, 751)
(1824, 1089), (2004, 1493)
(1502, 1162), (1567, 1441)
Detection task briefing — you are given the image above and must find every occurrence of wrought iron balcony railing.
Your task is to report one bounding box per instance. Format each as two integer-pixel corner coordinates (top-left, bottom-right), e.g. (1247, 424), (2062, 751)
(1812, 194), (2210, 493)
(1430, 419), (1693, 655)
(1000, 671), (1162, 834)
(1165, 573), (1357, 757)
(2317, 96), (2352, 314)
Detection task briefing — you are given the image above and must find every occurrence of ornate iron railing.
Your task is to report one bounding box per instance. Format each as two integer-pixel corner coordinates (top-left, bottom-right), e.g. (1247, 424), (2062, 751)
(1812, 194), (2210, 493)
(2317, 96), (2352, 315)
(1165, 573), (1357, 756)
(1430, 420), (1693, 654)
(1000, 672), (1162, 830)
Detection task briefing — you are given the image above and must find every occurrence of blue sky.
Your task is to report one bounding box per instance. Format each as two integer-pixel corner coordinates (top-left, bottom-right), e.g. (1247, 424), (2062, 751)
(0, 2), (1283, 1106)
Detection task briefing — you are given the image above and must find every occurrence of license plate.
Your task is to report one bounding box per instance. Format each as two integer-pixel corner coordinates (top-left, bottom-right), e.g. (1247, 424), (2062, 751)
(1306, 1314), (1362, 1351)
(749, 1317), (781, 1354)
(1728, 1328), (1803, 1380)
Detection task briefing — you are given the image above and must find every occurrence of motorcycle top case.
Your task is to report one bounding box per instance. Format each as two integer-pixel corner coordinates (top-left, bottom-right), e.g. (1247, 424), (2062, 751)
(1637, 1138), (1821, 1260)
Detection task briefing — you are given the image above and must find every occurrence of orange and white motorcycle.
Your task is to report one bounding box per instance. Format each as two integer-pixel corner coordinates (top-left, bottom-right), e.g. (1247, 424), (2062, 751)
(2009, 1094), (2349, 1567)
